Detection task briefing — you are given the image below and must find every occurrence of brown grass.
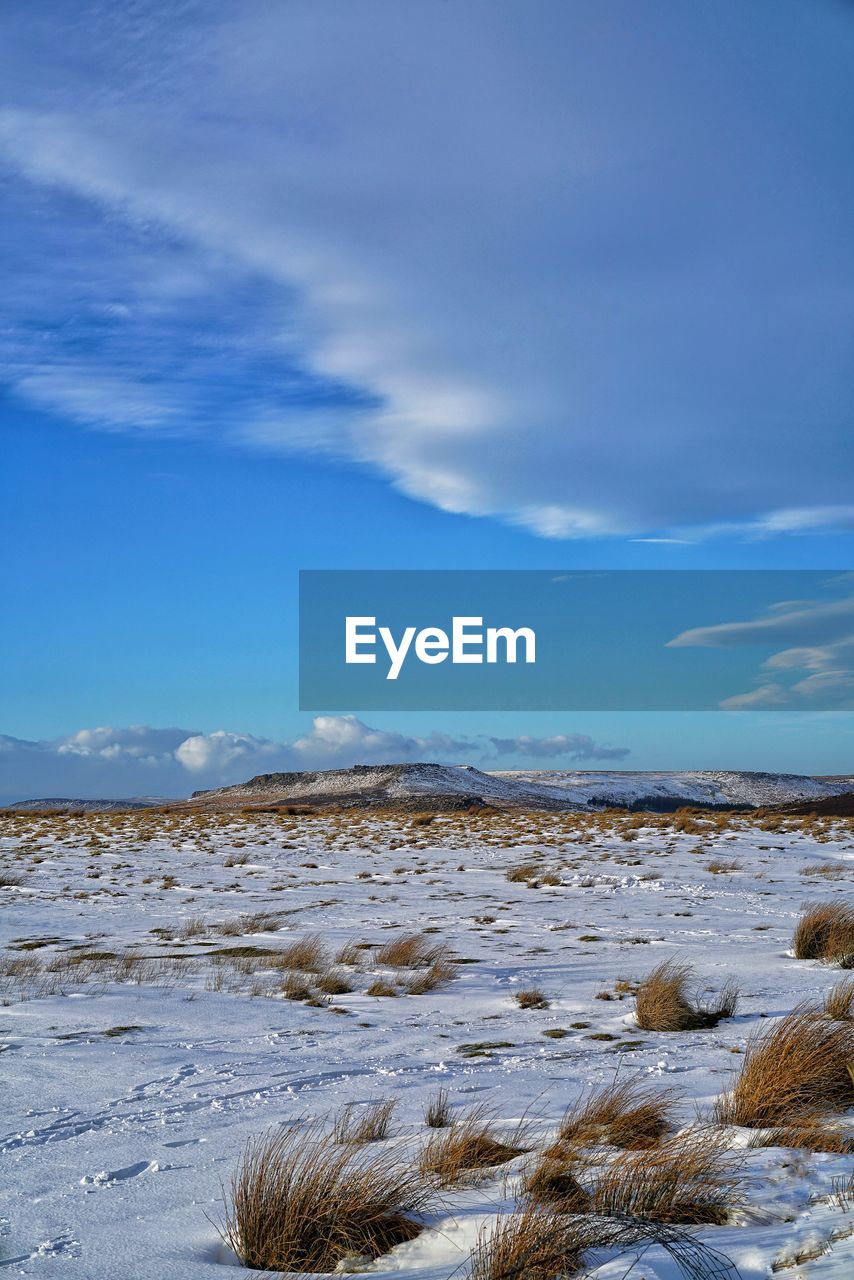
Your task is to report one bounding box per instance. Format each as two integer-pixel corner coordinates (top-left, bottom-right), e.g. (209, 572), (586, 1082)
(635, 960), (738, 1032)
(280, 972), (314, 1001)
(335, 940), (366, 966)
(366, 978), (398, 997)
(514, 988), (550, 1010)
(552, 1078), (675, 1152)
(423, 1088), (452, 1129)
(333, 1099), (397, 1145)
(224, 1122), (431, 1272)
(505, 863), (538, 883)
(468, 1206), (586, 1280)
(749, 1116), (854, 1154)
(316, 970), (353, 996)
(276, 934), (328, 973)
(588, 1130), (742, 1225)
(825, 976), (854, 1020)
(714, 1005), (854, 1127)
(792, 901), (854, 964)
(522, 1156), (589, 1210)
(418, 1107), (526, 1186)
(405, 958), (458, 995)
(374, 932), (445, 968)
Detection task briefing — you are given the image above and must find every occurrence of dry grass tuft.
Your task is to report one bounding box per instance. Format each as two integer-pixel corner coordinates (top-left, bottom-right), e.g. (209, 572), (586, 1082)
(588, 1130), (742, 1225)
(514, 988), (550, 1010)
(469, 1196), (743, 1280)
(792, 901), (854, 964)
(333, 1099), (397, 1145)
(522, 1156), (589, 1210)
(552, 1078), (675, 1152)
(366, 978), (398, 998)
(714, 1005), (854, 1127)
(335, 940), (365, 967)
(423, 1088), (452, 1129)
(505, 863), (538, 884)
(224, 1122), (430, 1272)
(276, 934), (328, 973)
(280, 971), (314, 1001)
(405, 958), (458, 995)
(418, 1106), (526, 1186)
(374, 932), (445, 968)
(468, 1205), (585, 1280)
(316, 970), (353, 996)
(635, 960), (738, 1032)
(748, 1116), (854, 1154)
(825, 976), (854, 1021)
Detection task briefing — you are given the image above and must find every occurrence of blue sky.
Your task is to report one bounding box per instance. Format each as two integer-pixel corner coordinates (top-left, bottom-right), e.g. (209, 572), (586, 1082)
(1, 1), (853, 797)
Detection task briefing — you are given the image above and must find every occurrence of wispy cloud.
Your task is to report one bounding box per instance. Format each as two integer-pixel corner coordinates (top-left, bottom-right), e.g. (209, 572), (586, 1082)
(0, 3), (851, 539)
(669, 587), (854, 710)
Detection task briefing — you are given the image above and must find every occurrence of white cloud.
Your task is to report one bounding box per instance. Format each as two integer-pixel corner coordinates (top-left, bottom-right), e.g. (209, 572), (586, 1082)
(55, 725), (196, 762)
(0, 717), (630, 800)
(174, 731), (280, 775)
(0, 3), (851, 539)
(671, 590), (854, 710)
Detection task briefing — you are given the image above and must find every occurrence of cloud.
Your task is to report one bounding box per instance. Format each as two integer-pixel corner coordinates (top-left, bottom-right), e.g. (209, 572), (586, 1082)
(488, 733), (629, 760)
(669, 589), (854, 710)
(668, 595), (854, 651)
(0, 717), (629, 801)
(56, 725), (194, 761)
(0, 2), (851, 538)
(174, 731), (281, 775)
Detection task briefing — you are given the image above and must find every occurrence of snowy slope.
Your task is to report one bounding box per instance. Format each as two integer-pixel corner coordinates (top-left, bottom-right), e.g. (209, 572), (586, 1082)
(497, 769), (854, 809)
(195, 763), (854, 811)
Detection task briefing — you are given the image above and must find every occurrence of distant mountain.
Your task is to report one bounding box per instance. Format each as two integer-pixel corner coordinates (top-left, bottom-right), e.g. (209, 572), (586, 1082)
(191, 763), (854, 812)
(3, 797), (168, 813)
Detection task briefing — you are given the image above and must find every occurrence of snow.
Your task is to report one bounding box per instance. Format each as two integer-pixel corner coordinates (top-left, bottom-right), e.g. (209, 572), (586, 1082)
(1, 806), (853, 1279)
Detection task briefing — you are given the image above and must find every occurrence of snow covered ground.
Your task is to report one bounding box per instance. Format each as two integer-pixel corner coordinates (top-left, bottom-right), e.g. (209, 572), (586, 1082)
(1, 806), (853, 1279)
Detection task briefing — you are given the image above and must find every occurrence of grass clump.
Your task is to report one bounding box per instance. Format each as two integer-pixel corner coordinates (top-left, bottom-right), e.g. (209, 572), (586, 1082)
(374, 932), (445, 968)
(405, 958), (458, 995)
(588, 1130), (742, 1226)
(316, 971), (353, 996)
(714, 1004), (854, 1127)
(523, 1157), (589, 1210)
(276, 934), (328, 973)
(792, 901), (854, 965)
(825, 976), (854, 1020)
(552, 1078), (675, 1152)
(224, 1122), (430, 1272)
(366, 978), (398, 998)
(749, 1117), (854, 1154)
(280, 972), (314, 1001)
(635, 960), (738, 1032)
(423, 1087), (452, 1129)
(333, 1099), (396, 1145)
(419, 1107), (526, 1186)
(514, 988), (550, 1010)
(469, 1206), (585, 1280)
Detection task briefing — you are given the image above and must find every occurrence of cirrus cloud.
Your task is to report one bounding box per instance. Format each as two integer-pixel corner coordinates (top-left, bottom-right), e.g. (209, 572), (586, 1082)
(0, 2), (851, 539)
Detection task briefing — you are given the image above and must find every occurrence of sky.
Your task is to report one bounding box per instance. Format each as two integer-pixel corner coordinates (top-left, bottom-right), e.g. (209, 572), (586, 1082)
(1, 0), (852, 799)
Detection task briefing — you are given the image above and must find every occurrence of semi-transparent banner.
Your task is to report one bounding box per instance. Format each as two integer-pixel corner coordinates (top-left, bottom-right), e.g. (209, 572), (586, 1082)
(299, 570), (853, 711)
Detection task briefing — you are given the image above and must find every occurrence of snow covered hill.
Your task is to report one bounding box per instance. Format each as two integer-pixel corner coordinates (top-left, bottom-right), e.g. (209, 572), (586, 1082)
(193, 763), (854, 811)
